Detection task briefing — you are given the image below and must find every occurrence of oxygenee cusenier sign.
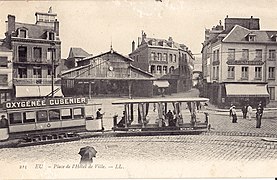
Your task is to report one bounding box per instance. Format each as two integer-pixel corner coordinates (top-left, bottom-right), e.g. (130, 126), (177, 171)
(5, 97), (87, 109)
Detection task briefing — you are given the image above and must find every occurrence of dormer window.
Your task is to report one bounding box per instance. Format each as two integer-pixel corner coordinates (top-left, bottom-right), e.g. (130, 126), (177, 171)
(46, 31), (55, 40)
(18, 28), (28, 38)
(246, 33), (256, 42)
(49, 32), (55, 40)
(271, 34), (277, 42)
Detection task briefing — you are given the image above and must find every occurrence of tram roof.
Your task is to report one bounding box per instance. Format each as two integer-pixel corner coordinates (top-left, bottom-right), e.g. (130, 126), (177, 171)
(112, 97), (209, 105)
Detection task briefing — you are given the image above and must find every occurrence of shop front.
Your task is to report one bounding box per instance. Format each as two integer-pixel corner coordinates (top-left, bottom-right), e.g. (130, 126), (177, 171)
(223, 83), (269, 108)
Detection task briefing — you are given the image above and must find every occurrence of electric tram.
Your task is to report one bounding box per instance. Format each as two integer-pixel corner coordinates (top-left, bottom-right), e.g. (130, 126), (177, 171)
(0, 97), (103, 146)
(111, 97), (210, 134)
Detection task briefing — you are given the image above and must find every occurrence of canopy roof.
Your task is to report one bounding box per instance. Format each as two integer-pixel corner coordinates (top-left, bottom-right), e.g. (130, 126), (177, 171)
(15, 85), (63, 98)
(112, 97), (209, 105)
(153, 80), (170, 88)
(225, 84), (269, 97)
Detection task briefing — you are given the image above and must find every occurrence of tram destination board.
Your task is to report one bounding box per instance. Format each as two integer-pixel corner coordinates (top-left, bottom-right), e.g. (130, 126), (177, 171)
(4, 97), (87, 109)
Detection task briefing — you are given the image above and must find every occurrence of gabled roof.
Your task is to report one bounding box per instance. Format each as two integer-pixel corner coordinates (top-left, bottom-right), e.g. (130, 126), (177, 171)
(223, 25), (277, 43)
(68, 47), (90, 58)
(82, 49), (134, 62)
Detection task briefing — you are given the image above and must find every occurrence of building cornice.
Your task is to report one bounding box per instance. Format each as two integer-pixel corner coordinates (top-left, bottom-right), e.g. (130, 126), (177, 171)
(11, 37), (61, 45)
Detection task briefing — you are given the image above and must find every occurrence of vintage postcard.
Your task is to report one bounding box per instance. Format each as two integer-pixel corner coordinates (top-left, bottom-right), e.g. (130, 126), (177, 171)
(0, 0), (277, 179)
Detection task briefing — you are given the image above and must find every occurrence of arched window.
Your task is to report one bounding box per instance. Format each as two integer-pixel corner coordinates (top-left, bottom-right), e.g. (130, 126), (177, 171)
(150, 65), (155, 74)
(163, 66), (168, 74)
(169, 66), (174, 73)
(157, 66), (162, 74)
(17, 28), (28, 38)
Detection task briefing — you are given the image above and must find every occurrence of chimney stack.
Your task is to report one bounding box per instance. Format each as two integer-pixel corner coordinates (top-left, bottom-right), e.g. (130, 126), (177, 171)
(142, 30), (147, 42)
(7, 15), (15, 35)
(54, 19), (59, 36)
(132, 40), (135, 52)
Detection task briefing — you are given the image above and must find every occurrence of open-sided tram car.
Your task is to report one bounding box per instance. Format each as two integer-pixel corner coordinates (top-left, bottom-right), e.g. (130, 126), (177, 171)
(112, 97), (210, 133)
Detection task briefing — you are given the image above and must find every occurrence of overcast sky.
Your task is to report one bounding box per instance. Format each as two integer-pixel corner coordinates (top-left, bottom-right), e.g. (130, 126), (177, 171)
(1, 0), (277, 59)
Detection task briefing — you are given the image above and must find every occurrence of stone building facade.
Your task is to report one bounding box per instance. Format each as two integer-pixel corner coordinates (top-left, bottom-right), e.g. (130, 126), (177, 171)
(2, 9), (62, 98)
(0, 43), (13, 105)
(202, 16), (277, 107)
(129, 31), (194, 94)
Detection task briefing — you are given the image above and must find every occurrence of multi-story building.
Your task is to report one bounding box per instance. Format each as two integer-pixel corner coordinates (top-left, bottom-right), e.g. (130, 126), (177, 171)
(0, 42), (13, 105)
(129, 31), (194, 94)
(2, 9), (62, 98)
(201, 16), (277, 107)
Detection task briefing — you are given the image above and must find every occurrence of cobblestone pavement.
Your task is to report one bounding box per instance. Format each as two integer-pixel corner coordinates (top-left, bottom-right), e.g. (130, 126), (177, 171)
(207, 112), (277, 137)
(1, 135), (277, 163)
(1, 134), (277, 178)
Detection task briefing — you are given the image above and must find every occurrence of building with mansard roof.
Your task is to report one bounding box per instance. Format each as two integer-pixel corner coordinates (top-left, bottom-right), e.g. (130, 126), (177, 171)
(129, 31), (194, 95)
(2, 8), (63, 99)
(201, 16), (277, 107)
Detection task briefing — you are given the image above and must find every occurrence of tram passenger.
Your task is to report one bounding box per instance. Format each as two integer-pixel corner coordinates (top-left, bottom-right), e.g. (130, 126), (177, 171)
(166, 110), (174, 126)
(0, 115), (8, 128)
(171, 110), (177, 127)
(196, 101), (201, 111)
(96, 108), (105, 119)
(117, 111), (126, 127)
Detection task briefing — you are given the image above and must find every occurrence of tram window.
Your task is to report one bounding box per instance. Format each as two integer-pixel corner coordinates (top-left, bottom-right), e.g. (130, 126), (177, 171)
(37, 110), (48, 122)
(73, 108), (84, 119)
(61, 108), (72, 120)
(9, 112), (22, 124)
(49, 109), (60, 121)
(23, 112), (36, 123)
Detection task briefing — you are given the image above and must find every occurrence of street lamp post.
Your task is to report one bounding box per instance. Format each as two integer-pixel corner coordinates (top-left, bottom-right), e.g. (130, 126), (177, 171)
(50, 42), (55, 98)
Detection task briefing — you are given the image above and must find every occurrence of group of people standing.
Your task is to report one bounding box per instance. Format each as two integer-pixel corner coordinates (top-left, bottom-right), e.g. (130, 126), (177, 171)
(229, 103), (264, 128)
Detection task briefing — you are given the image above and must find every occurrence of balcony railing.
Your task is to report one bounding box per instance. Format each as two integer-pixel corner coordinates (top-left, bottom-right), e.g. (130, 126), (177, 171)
(14, 58), (59, 65)
(13, 78), (61, 85)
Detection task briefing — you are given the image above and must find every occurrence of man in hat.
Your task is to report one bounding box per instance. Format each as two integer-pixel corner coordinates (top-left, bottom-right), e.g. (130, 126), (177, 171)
(256, 103), (263, 128)
(0, 115), (8, 128)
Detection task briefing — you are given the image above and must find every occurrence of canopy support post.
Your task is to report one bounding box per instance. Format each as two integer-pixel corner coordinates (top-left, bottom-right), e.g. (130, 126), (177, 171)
(128, 81), (132, 99)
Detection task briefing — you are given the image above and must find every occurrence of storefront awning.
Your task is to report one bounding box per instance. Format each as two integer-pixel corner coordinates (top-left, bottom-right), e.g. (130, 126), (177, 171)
(153, 80), (170, 88)
(16, 85), (64, 98)
(225, 84), (269, 97)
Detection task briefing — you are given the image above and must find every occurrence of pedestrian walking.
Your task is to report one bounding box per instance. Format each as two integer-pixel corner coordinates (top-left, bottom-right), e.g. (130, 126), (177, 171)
(247, 104), (252, 120)
(241, 105), (247, 119)
(256, 103), (263, 128)
(229, 104), (233, 121)
(231, 105), (237, 123)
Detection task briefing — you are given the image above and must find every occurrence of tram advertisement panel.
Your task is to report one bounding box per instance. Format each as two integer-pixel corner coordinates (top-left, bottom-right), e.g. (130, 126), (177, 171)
(4, 97), (87, 109)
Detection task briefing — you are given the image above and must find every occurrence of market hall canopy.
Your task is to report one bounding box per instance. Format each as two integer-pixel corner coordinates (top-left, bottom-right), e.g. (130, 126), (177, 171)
(225, 84), (269, 97)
